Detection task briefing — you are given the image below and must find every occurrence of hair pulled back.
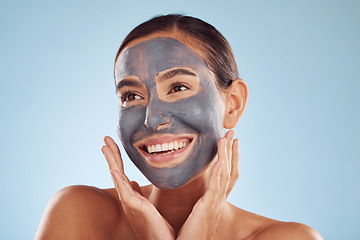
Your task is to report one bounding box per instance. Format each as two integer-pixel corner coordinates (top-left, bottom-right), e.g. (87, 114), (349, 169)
(115, 14), (239, 89)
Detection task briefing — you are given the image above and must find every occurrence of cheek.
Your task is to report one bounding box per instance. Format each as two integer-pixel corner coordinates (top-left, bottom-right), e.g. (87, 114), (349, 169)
(169, 89), (224, 135)
(117, 106), (145, 144)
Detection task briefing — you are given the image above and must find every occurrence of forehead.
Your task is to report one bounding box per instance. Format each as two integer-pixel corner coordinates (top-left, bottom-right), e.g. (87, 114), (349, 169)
(115, 37), (208, 80)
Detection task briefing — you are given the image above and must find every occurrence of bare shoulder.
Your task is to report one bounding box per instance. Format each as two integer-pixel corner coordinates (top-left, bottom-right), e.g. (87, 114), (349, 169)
(223, 204), (322, 240)
(35, 185), (128, 240)
(252, 221), (323, 240)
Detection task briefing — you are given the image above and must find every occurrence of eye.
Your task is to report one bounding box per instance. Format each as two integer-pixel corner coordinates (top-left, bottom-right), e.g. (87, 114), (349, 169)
(168, 82), (190, 94)
(120, 90), (143, 103)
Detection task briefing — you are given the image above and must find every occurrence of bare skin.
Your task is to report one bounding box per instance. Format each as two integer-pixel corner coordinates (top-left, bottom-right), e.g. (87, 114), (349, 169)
(35, 32), (323, 240)
(35, 133), (323, 240)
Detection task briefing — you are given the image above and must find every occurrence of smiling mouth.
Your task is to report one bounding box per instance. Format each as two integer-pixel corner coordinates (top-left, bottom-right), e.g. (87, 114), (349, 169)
(134, 135), (195, 167)
(140, 138), (191, 155)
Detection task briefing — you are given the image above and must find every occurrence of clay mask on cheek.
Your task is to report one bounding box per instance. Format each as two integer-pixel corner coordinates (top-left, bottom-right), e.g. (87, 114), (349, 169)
(115, 38), (224, 189)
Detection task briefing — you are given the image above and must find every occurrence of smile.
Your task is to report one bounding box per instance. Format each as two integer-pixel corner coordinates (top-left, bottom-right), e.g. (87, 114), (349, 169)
(134, 134), (195, 168)
(144, 138), (191, 155)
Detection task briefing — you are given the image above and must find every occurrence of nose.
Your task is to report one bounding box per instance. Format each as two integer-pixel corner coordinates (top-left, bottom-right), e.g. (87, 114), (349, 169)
(144, 99), (170, 131)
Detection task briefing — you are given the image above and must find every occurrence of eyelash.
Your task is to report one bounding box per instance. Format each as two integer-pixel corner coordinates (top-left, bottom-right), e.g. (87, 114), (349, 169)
(120, 90), (142, 103)
(120, 81), (190, 102)
(168, 82), (190, 94)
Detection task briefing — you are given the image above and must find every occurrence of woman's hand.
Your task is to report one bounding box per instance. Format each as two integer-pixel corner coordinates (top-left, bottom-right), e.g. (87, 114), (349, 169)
(102, 136), (175, 240)
(177, 130), (239, 240)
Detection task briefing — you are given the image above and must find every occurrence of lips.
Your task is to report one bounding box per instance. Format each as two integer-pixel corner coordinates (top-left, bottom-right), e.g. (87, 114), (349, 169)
(134, 134), (195, 167)
(144, 138), (191, 154)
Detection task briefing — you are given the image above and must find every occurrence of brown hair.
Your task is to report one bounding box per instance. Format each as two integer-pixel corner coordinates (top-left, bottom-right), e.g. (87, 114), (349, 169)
(115, 14), (239, 90)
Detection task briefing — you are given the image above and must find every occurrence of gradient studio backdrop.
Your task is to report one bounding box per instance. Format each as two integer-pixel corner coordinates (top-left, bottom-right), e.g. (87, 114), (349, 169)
(1, 0), (359, 239)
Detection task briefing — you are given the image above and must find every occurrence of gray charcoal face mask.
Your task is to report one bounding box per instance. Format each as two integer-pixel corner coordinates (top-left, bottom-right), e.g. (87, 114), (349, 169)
(114, 37), (224, 189)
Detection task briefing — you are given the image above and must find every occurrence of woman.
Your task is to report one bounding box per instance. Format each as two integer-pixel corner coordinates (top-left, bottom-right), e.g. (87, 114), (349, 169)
(35, 14), (323, 239)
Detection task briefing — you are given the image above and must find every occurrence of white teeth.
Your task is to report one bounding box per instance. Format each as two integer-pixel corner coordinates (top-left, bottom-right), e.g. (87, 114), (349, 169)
(155, 144), (161, 152)
(162, 143), (168, 151)
(174, 141), (179, 150)
(145, 140), (190, 154)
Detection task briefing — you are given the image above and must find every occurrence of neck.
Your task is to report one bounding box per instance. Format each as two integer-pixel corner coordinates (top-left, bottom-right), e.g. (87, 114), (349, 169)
(148, 162), (214, 233)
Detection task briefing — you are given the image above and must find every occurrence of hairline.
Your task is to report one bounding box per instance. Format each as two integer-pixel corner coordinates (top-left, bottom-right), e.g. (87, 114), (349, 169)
(113, 29), (225, 91)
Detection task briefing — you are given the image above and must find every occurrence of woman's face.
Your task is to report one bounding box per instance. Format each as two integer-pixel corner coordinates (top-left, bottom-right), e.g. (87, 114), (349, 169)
(114, 37), (225, 189)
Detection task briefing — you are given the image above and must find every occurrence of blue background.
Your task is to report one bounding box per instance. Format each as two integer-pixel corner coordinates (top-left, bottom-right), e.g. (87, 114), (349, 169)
(1, 0), (359, 239)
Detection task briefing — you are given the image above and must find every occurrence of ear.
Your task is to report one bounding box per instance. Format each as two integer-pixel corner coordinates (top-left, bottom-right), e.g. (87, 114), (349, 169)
(223, 79), (248, 129)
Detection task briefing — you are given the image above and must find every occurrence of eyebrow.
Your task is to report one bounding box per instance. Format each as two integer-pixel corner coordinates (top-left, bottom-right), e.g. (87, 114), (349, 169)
(158, 68), (197, 83)
(116, 79), (143, 92)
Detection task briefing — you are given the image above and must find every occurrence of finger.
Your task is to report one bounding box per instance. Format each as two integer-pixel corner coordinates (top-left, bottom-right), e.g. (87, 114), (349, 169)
(130, 181), (143, 196)
(102, 138), (132, 184)
(207, 138), (226, 199)
(231, 138), (240, 180)
(102, 145), (122, 174)
(110, 169), (122, 202)
(218, 137), (230, 196)
(111, 169), (132, 195)
(205, 159), (223, 204)
(227, 138), (239, 197)
(110, 169), (122, 201)
(224, 130), (235, 176)
(208, 138), (225, 188)
(104, 136), (124, 172)
(111, 170), (144, 208)
(225, 130), (235, 162)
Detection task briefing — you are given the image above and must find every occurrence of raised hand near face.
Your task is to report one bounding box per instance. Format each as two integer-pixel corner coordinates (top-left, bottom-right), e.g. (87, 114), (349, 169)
(102, 130), (239, 240)
(102, 136), (176, 240)
(177, 130), (239, 240)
